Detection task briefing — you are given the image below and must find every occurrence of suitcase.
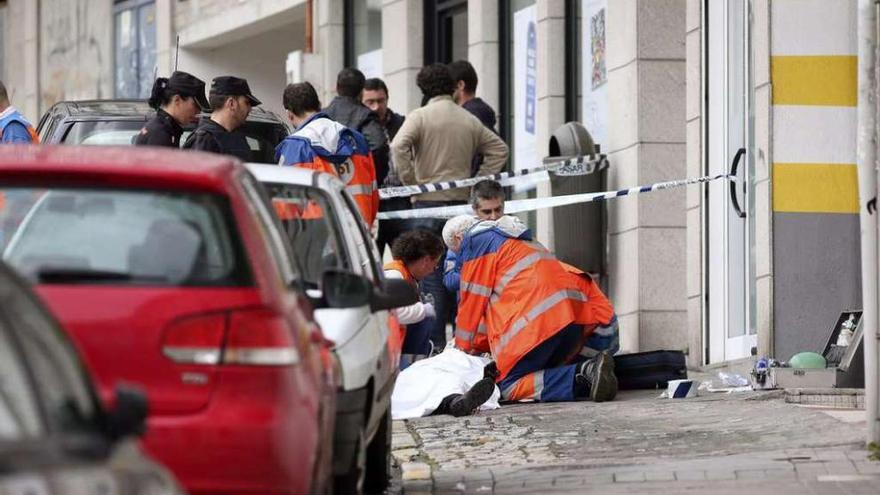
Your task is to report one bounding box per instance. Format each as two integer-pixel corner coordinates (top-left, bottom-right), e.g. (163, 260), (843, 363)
(613, 350), (688, 390)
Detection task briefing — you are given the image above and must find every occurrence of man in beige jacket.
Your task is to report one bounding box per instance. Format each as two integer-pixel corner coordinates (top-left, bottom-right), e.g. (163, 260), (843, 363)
(390, 63), (509, 351)
(391, 64), (509, 205)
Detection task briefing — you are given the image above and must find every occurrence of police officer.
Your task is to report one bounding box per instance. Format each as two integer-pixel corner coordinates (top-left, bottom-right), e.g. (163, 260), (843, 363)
(182, 76), (260, 161)
(134, 71), (208, 148)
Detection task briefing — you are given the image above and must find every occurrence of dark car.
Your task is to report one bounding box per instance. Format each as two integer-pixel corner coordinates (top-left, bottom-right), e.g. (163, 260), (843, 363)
(0, 260), (183, 494)
(35, 99), (290, 163)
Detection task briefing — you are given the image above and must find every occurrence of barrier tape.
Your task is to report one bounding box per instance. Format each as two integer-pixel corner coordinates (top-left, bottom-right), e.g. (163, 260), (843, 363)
(377, 172), (733, 220)
(378, 155), (608, 199)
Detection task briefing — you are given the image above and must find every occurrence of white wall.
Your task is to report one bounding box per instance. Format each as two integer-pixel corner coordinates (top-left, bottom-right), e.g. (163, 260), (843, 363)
(179, 22), (305, 118)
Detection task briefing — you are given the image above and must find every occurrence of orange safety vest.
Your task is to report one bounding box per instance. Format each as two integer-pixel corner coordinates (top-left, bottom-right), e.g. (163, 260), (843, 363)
(383, 259), (416, 354)
(275, 114), (379, 227)
(455, 229), (598, 380)
(300, 155), (379, 226)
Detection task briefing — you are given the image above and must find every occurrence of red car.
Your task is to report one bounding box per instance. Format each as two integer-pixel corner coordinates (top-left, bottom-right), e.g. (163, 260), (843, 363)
(0, 146), (338, 494)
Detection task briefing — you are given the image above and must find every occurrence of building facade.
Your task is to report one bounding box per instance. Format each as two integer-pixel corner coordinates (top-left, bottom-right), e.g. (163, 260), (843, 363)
(0, 0), (862, 368)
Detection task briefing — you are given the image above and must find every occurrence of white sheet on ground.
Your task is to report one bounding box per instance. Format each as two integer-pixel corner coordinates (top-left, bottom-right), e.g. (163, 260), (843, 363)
(391, 348), (501, 419)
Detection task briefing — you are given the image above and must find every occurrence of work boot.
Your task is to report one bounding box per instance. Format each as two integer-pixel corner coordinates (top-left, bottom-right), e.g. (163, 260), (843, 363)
(448, 377), (496, 417)
(575, 351), (618, 402)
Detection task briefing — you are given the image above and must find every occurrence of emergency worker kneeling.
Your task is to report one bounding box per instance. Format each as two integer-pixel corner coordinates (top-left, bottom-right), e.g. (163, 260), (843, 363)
(443, 215), (619, 403)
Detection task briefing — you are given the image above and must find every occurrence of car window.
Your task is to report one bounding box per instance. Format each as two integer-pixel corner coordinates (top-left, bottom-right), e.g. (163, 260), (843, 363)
(62, 120), (145, 145)
(239, 174), (301, 285)
(181, 121), (286, 164)
(1, 188), (252, 287)
(0, 277), (96, 436)
(0, 320), (43, 440)
(339, 191), (383, 284)
(261, 183), (351, 289)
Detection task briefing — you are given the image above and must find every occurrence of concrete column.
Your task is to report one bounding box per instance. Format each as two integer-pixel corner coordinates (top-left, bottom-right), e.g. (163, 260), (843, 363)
(685, 0), (703, 366)
(534, 0), (567, 250)
(6, 0), (41, 121)
(607, 0), (687, 353)
(317, 0), (345, 105)
(467, 0), (499, 113)
(155, 0), (176, 76)
(382, 0), (422, 113)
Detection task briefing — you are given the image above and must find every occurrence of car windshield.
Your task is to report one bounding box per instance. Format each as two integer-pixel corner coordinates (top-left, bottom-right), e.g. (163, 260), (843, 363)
(63, 120), (146, 145)
(1, 188), (252, 287)
(60, 118), (287, 163)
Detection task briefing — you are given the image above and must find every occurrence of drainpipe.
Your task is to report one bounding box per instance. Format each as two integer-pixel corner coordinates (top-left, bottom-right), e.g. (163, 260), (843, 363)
(856, 0), (879, 446)
(305, 0), (314, 53)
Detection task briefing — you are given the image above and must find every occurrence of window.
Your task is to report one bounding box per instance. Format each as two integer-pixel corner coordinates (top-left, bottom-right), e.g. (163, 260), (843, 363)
(339, 190), (383, 284)
(262, 183), (351, 289)
(2, 188), (251, 287)
(114, 0), (157, 98)
(344, 0), (383, 78)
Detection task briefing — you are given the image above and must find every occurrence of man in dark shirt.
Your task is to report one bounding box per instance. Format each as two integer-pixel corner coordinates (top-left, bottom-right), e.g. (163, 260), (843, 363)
(182, 76), (260, 161)
(362, 77), (407, 256)
(448, 60), (498, 132)
(324, 68), (388, 181)
(448, 60), (500, 176)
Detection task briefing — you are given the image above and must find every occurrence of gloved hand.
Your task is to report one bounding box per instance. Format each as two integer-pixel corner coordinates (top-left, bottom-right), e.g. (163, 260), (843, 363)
(423, 302), (436, 319)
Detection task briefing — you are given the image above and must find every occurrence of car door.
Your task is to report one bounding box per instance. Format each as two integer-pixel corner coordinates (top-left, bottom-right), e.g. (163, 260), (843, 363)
(332, 185), (398, 387)
(265, 182), (373, 359)
(0, 266), (179, 495)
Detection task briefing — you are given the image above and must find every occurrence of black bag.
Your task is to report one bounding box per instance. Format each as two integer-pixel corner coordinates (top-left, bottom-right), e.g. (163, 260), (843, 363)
(613, 350), (687, 390)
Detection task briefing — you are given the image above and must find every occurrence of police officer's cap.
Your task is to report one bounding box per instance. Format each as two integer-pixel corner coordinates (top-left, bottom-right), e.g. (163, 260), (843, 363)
(167, 71), (209, 111)
(210, 76), (262, 106)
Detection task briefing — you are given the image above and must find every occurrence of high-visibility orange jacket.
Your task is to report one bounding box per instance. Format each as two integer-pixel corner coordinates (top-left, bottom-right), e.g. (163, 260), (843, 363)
(275, 112), (379, 227)
(560, 262), (615, 329)
(454, 217), (599, 380)
(383, 259), (416, 350)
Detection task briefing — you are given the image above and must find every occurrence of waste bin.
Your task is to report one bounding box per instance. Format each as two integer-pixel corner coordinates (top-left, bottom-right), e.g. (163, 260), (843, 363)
(545, 122), (607, 287)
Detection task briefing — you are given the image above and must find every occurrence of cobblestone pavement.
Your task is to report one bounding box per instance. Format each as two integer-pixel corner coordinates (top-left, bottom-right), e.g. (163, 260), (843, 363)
(390, 387), (880, 494)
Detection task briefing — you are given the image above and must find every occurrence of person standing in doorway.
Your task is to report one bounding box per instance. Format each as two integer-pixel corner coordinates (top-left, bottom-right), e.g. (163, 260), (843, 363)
(182, 76), (260, 161)
(134, 71), (208, 148)
(0, 81), (38, 144)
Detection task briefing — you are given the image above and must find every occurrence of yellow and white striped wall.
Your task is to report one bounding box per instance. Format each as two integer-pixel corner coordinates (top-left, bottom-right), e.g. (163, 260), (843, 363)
(770, 0), (862, 359)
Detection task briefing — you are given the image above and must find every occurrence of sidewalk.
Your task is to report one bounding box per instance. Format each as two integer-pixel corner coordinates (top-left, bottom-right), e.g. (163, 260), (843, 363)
(390, 384), (879, 494)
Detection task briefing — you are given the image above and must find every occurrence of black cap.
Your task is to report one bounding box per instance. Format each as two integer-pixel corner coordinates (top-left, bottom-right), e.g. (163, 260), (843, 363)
(167, 71), (209, 111)
(210, 76), (262, 106)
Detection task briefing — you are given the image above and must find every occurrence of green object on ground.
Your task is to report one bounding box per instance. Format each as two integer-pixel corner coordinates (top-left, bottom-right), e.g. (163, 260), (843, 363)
(789, 351), (827, 369)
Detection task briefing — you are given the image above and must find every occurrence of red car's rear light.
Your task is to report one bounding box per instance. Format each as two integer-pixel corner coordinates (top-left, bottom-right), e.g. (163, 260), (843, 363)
(225, 309), (300, 366)
(162, 313), (226, 365)
(161, 309), (299, 367)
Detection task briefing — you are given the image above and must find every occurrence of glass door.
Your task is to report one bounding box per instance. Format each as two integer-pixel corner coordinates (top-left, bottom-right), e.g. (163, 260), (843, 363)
(706, 0), (756, 363)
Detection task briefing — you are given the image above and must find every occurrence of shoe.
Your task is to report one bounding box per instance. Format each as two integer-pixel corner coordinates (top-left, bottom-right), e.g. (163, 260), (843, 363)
(576, 352), (618, 402)
(448, 377), (496, 417)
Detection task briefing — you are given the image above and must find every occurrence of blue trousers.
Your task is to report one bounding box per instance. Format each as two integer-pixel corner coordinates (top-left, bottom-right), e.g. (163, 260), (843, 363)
(497, 323), (586, 402)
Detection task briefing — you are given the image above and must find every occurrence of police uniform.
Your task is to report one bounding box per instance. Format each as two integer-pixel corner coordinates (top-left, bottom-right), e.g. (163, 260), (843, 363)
(134, 71), (208, 148)
(182, 76), (261, 161)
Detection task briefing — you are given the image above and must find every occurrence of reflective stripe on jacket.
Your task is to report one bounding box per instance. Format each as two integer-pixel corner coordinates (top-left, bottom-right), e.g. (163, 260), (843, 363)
(454, 219), (597, 380)
(276, 113), (379, 227)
